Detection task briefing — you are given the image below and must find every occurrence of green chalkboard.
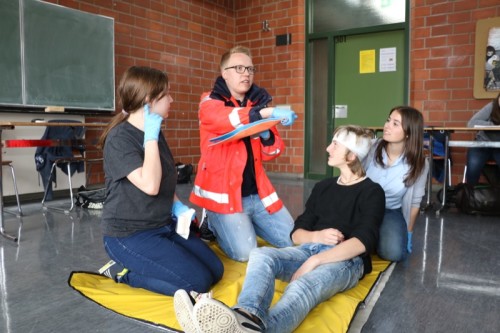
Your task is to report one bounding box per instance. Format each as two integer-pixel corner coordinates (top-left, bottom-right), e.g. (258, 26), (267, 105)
(0, 0), (23, 105)
(0, 0), (115, 111)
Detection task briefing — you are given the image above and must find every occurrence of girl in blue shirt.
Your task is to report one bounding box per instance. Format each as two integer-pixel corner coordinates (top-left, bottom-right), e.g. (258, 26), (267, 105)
(363, 106), (428, 262)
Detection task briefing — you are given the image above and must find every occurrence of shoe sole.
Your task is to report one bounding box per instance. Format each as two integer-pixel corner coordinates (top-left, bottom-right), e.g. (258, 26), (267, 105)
(194, 299), (253, 333)
(97, 260), (116, 278)
(173, 290), (199, 333)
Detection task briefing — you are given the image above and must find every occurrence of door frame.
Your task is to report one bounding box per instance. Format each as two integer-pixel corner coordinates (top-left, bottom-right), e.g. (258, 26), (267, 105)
(305, 18), (410, 179)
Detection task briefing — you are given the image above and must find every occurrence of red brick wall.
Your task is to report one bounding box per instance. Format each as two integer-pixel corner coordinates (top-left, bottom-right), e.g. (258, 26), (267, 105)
(41, 0), (499, 185)
(233, 0), (306, 174)
(45, 0), (305, 185)
(410, 0), (500, 184)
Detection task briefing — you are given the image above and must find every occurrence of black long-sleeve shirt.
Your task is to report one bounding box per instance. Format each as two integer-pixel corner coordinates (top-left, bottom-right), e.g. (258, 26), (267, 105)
(291, 177), (385, 275)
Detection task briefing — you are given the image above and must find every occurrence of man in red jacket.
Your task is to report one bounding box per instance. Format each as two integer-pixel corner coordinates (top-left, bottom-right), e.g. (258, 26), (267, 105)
(190, 46), (297, 262)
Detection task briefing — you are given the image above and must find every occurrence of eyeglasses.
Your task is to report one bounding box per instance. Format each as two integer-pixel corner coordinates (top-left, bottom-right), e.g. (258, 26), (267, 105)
(224, 65), (257, 75)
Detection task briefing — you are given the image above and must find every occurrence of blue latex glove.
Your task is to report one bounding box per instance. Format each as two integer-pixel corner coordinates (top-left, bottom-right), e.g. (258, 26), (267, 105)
(272, 107), (298, 126)
(407, 231), (413, 253)
(172, 201), (195, 221)
(259, 130), (271, 140)
(143, 104), (163, 145)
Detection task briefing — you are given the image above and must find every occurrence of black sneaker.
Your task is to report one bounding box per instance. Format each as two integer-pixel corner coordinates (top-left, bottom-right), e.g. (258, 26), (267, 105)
(199, 209), (216, 242)
(98, 260), (128, 282)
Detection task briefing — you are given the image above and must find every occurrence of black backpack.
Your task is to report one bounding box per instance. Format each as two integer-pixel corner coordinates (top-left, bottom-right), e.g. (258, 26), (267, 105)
(176, 163), (193, 184)
(454, 183), (500, 215)
(75, 186), (106, 209)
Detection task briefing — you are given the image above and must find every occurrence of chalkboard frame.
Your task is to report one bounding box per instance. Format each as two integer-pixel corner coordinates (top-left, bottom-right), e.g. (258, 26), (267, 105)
(0, 0), (115, 113)
(0, 0), (23, 106)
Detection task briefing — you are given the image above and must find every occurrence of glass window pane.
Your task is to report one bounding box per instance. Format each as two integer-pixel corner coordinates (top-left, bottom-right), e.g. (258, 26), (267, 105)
(311, 0), (406, 33)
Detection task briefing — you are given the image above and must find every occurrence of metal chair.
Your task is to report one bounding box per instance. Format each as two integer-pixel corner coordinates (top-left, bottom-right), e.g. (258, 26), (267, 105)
(41, 154), (85, 214)
(2, 160), (23, 217)
(463, 160), (498, 183)
(36, 120), (87, 214)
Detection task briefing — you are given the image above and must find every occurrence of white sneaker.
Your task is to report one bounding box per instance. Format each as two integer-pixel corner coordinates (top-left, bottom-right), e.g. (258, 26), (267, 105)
(98, 260), (116, 278)
(174, 290), (200, 333)
(174, 290), (214, 333)
(193, 298), (263, 333)
(190, 290), (213, 302)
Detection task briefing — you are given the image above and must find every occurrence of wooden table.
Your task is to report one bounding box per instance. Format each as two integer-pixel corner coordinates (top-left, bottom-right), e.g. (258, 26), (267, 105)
(0, 121), (106, 242)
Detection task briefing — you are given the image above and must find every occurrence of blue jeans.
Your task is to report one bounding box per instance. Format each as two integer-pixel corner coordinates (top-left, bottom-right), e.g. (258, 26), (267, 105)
(377, 208), (407, 262)
(466, 147), (500, 185)
(103, 224), (224, 296)
(206, 194), (294, 261)
(236, 245), (364, 333)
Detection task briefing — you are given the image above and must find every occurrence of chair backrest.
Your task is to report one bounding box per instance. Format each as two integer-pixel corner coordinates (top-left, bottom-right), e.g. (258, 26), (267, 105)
(423, 130), (446, 157)
(34, 120), (86, 171)
(46, 119), (85, 141)
(37, 120), (86, 157)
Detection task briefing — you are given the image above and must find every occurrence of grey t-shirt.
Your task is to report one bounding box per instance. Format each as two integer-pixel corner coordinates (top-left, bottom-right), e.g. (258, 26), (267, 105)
(468, 101), (500, 141)
(101, 121), (177, 237)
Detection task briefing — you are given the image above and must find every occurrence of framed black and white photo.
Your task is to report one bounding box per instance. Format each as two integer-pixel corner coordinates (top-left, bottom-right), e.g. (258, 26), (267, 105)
(474, 17), (500, 99)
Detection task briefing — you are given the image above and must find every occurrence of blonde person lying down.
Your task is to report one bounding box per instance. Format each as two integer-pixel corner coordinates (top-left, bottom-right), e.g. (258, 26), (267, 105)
(173, 125), (385, 333)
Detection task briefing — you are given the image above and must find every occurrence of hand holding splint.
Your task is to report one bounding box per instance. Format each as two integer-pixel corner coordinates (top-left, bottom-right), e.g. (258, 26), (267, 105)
(259, 130), (271, 140)
(172, 201), (195, 221)
(272, 107), (298, 126)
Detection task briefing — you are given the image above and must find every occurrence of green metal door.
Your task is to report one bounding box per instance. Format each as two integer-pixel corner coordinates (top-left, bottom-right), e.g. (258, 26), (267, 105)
(334, 30), (406, 128)
(305, 29), (407, 179)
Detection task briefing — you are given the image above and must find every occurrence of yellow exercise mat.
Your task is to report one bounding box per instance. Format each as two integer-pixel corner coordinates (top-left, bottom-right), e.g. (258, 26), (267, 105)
(68, 244), (391, 333)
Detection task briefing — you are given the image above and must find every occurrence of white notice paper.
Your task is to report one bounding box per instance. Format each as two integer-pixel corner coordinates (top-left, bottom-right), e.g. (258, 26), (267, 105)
(380, 47), (397, 72)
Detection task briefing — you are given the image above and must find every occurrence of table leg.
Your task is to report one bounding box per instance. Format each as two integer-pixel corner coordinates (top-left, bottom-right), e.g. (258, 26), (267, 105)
(0, 129), (19, 242)
(423, 131), (434, 210)
(436, 132), (450, 216)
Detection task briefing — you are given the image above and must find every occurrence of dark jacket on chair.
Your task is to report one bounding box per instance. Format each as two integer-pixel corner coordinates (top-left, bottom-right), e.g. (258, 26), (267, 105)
(35, 120), (85, 200)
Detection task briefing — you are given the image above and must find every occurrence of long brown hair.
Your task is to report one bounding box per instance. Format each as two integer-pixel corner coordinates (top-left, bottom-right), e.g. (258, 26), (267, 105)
(490, 92), (500, 124)
(98, 66), (169, 148)
(375, 106), (425, 186)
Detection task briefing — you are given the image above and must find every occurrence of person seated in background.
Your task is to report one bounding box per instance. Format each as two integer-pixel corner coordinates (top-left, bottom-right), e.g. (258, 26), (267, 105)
(465, 91), (500, 185)
(363, 106), (428, 262)
(174, 125), (385, 333)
